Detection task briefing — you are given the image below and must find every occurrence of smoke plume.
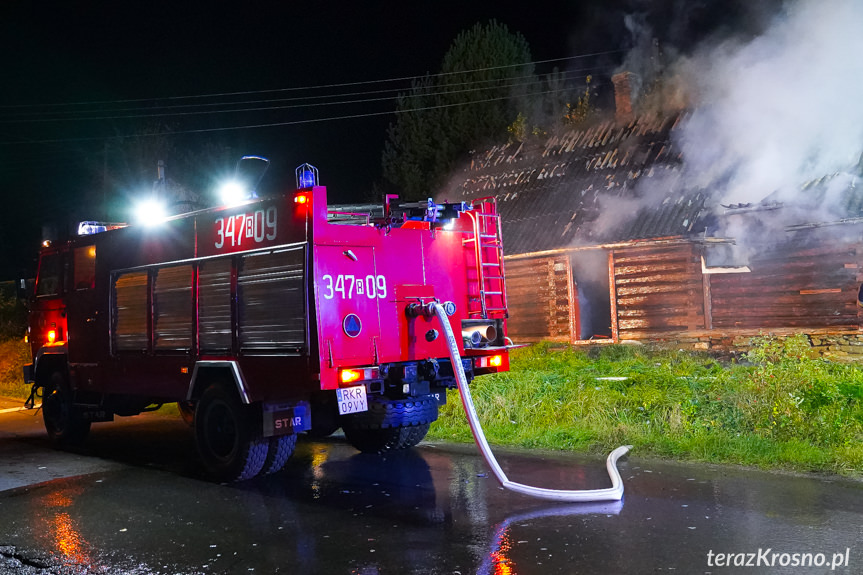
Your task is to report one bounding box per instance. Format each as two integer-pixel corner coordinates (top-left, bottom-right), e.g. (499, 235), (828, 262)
(676, 0), (863, 213)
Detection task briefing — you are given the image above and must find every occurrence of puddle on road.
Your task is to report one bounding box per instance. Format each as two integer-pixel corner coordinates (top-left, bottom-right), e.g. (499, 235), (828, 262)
(0, 438), (860, 574)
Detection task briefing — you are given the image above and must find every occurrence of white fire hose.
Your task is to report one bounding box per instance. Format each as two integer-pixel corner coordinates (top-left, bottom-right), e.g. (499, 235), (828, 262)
(432, 303), (631, 502)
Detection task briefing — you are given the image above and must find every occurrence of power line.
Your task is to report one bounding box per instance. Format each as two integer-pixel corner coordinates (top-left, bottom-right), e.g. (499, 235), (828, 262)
(0, 69), (600, 124)
(0, 66), (604, 121)
(0, 51), (620, 110)
(0, 87), (575, 145)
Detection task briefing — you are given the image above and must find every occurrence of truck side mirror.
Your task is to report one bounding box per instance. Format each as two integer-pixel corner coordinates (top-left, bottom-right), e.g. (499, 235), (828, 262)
(16, 278), (31, 310)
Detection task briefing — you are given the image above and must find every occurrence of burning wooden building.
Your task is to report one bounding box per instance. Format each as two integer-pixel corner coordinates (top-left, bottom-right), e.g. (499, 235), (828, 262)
(442, 76), (863, 356)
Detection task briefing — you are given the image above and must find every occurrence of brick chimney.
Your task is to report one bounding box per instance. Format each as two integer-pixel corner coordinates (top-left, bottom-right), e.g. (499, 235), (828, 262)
(612, 71), (635, 124)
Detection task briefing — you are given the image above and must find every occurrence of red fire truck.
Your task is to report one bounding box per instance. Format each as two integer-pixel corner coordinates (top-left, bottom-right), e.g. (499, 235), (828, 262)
(23, 164), (511, 481)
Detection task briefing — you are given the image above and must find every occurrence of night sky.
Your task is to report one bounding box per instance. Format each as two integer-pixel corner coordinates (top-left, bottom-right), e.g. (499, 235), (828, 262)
(0, 0), (782, 278)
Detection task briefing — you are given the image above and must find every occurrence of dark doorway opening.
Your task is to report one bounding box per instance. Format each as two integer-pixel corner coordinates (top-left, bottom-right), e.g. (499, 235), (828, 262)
(571, 250), (612, 340)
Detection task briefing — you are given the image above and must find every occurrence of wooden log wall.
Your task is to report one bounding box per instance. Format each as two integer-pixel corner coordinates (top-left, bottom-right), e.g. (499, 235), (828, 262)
(505, 255), (572, 342)
(504, 232), (863, 347)
(613, 244), (705, 338)
(710, 241), (861, 330)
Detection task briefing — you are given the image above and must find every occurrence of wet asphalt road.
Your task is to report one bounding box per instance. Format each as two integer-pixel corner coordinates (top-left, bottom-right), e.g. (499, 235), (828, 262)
(0, 401), (861, 574)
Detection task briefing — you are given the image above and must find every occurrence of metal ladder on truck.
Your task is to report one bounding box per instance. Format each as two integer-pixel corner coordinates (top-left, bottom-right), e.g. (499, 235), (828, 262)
(464, 197), (508, 319)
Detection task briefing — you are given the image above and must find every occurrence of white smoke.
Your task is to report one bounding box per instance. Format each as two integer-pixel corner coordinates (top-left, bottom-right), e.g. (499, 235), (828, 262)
(677, 0), (863, 210)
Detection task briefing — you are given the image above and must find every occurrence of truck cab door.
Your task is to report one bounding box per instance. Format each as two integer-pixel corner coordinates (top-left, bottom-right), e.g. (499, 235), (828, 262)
(29, 249), (67, 357)
(65, 243), (101, 367)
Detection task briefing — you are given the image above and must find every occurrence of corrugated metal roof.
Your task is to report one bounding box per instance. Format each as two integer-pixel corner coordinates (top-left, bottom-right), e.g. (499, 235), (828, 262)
(441, 113), (710, 255)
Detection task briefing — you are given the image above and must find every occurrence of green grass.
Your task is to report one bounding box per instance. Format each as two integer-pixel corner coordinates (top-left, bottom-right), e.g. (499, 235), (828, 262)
(0, 338), (31, 400)
(428, 336), (863, 477)
(4, 331), (862, 476)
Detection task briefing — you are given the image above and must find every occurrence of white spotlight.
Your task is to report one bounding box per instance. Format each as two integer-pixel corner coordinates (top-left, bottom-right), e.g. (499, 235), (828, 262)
(218, 180), (249, 207)
(135, 198), (168, 227)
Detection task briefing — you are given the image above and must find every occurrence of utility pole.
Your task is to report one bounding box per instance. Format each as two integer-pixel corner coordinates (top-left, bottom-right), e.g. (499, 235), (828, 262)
(157, 159), (166, 198)
(102, 140), (109, 221)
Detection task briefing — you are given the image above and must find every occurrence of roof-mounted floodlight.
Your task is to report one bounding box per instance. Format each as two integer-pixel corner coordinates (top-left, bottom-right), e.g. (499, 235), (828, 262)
(218, 180), (249, 207)
(134, 198), (169, 227)
(218, 155), (270, 207)
(296, 163), (319, 189)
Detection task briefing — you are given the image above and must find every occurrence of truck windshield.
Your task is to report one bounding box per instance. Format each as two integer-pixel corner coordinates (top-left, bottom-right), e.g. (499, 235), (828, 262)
(35, 253), (61, 297)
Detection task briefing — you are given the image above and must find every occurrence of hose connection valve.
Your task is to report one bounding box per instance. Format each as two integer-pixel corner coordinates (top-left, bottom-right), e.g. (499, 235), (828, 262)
(406, 300), (456, 319)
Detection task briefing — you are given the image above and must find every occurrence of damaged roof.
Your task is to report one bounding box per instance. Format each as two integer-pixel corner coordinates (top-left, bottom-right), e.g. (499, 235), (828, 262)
(441, 113), (710, 255)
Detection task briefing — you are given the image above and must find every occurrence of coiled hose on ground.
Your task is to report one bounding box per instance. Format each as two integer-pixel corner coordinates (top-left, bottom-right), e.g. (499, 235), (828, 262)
(432, 302), (631, 502)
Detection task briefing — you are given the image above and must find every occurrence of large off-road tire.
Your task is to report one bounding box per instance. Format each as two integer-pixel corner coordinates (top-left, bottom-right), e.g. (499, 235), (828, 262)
(342, 395), (438, 454)
(42, 370), (91, 448)
(261, 433), (297, 475)
(194, 384), (268, 482)
(344, 423), (432, 454)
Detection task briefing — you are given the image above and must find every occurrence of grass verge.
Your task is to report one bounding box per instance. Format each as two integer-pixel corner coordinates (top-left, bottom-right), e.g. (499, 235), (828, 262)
(4, 332), (862, 476)
(427, 336), (863, 477)
(0, 338), (31, 400)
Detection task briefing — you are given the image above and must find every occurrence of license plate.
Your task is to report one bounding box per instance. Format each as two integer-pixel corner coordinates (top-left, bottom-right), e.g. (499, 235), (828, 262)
(336, 385), (368, 415)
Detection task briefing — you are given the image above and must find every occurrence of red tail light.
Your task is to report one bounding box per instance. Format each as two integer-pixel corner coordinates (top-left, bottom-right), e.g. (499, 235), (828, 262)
(475, 354), (507, 372)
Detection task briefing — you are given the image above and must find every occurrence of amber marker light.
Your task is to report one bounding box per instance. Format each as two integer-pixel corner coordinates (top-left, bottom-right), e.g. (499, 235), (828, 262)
(340, 369), (362, 384)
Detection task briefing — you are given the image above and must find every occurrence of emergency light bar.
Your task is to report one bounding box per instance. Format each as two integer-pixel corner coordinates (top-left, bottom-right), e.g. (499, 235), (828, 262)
(77, 221), (127, 236)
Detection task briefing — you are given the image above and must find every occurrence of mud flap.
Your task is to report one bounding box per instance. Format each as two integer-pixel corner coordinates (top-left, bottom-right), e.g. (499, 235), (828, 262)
(80, 408), (114, 422)
(262, 401), (311, 437)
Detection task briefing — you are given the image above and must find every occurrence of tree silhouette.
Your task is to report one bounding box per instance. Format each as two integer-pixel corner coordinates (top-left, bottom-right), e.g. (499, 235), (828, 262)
(382, 21), (534, 200)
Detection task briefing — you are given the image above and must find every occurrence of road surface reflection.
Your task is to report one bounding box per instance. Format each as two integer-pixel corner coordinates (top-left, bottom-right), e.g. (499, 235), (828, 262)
(0, 428), (859, 574)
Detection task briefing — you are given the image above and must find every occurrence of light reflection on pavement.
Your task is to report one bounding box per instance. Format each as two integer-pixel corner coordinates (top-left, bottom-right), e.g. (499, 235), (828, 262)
(0, 411), (861, 574)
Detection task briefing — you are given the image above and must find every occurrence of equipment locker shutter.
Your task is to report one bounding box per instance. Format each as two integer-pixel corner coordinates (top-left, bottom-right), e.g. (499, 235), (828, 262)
(154, 265), (193, 350)
(237, 247), (306, 351)
(113, 271), (149, 351)
(199, 258), (233, 353)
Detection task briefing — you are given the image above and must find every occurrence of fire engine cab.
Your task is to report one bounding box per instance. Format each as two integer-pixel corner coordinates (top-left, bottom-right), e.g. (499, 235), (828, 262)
(23, 164), (511, 481)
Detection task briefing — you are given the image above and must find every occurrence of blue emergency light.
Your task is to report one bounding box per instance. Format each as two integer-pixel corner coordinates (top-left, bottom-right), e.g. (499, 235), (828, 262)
(296, 163), (319, 189)
(78, 221), (107, 236)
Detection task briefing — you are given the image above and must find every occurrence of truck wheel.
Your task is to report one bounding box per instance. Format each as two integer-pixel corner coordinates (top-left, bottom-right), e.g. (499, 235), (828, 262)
(195, 384), (268, 482)
(343, 423), (431, 454)
(42, 370), (91, 448)
(342, 395), (437, 454)
(261, 433), (297, 475)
